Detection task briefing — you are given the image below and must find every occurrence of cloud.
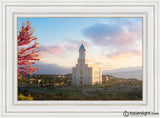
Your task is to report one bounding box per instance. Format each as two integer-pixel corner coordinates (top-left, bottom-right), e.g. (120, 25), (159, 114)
(64, 40), (82, 50)
(39, 39), (91, 65)
(64, 39), (91, 50)
(82, 22), (142, 47)
(40, 39), (91, 57)
(38, 18), (142, 72)
(88, 57), (98, 62)
(82, 19), (142, 59)
(112, 30), (140, 47)
(98, 52), (142, 71)
(82, 23), (121, 46)
(107, 48), (142, 59)
(41, 44), (65, 56)
(39, 50), (51, 58)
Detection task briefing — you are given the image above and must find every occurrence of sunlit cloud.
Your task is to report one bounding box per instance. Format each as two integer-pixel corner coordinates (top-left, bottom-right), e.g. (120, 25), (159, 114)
(107, 48), (142, 59)
(65, 41), (79, 50)
(41, 44), (65, 55)
(40, 39), (91, 57)
(81, 18), (142, 70)
(96, 54), (142, 71)
(82, 21), (142, 48)
(39, 50), (51, 58)
(18, 18), (143, 72)
(113, 30), (140, 47)
(88, 56), (98, 63)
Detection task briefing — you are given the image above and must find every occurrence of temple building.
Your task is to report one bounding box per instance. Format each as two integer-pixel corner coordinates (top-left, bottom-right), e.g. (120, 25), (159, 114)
(72, 41), (102, 86)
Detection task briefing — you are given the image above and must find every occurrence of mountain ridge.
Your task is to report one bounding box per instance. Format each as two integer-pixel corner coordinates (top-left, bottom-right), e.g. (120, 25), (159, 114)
(34, 61), (142, 80)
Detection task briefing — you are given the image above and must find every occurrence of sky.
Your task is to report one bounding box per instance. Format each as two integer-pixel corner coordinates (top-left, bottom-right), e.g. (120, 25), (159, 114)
(18, 17), (142, 72)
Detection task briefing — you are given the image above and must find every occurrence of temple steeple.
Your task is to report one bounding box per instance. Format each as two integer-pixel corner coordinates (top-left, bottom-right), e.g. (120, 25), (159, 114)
(79, 40), (86, 51)
(78, 40), (87, 64)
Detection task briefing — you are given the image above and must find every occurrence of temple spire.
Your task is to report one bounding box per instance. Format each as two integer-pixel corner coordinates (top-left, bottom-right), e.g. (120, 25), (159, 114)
(79, 40), (86, 51)
(78, 40), (87, 64)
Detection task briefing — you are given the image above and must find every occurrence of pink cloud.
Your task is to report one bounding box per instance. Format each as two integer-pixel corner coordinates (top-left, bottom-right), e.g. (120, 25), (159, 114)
(40, 39), (90, 57)
(64, 40), (91, 50)
(82, 21), (142, 48)
(40, 58), (48, 63)
(41, 44), (65, 56)
(112, 23), (142, 47)
(107, 48), (142, 59)
(39, 51), (51, 58)
(113, 31), (140, 47)
(64, 41), (79, 50)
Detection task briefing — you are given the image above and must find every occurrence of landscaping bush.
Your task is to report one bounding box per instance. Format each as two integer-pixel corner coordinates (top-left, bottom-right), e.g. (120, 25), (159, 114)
(18, 93), (33, 100)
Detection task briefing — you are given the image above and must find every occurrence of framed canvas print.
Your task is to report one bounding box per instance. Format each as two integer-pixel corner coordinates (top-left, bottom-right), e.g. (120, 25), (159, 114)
(0, 0), (160, 117)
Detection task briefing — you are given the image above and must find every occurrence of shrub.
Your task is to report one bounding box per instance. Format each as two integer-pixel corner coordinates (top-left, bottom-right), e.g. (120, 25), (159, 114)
(18, 93), (33, 100)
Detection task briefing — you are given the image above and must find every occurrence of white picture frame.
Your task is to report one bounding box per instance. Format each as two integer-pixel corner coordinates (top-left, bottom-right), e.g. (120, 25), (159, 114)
(0, 0), (160, 117)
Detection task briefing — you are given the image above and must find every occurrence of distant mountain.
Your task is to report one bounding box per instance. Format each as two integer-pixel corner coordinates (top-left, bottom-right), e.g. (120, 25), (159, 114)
(103, 66), (142, 80)
(34, 61), (71, 75)
(34, 62), (142, 80)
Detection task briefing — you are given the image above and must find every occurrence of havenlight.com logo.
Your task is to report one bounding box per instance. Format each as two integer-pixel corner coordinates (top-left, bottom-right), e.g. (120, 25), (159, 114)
(123, 111), (159, 117)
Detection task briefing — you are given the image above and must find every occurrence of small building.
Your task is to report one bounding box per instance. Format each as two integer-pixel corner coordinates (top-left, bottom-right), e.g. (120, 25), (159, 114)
(72, 41), (102, 86)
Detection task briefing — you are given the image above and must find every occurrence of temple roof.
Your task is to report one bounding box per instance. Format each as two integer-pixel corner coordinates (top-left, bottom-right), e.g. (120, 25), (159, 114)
(79, 40), (86, 51)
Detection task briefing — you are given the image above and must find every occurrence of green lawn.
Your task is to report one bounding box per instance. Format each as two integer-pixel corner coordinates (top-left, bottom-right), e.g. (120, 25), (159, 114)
(28, 86), (85, 97)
